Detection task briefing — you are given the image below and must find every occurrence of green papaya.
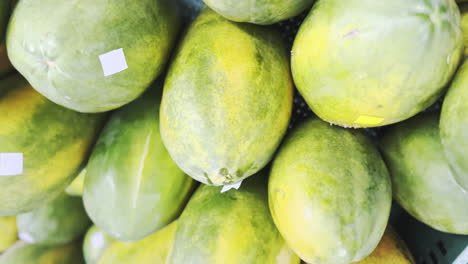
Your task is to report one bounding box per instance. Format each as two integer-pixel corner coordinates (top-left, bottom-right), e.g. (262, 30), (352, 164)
(292, 0), (463, 128)
(440, 60), (468, 192)
(161, 8), (293, 186)
(202, 0), (314, 25)
(0, 241), (84, 264)
(0, 216), (17, 252)
(83, 84), (195, 241)
(83, 226), (115, 264)
(7, 0), (180, 113)
(0, 75), (104, 216)
(169, 173), (300, 264)
(98, 221), (177, 264)
(381, 113), (468, 234)
(65, 167), (86, 197)
(269, 118), (392, 264)
(16, 192), (91, 245)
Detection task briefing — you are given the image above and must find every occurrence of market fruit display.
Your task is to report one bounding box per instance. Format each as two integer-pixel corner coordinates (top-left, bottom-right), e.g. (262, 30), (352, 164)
(83, 226), (115, 264)
(292, 0), (463, 128)
(6, 0), (180, 113)
(202, 0), (314, 25)
(161, 8), (293, 186)
(16, 192), (91, 245)
(0, 216), (17, 252)
(169, 173), (300, 264)
(381, 113), (468, 234)
(98, 220), (177, 264)
(0, 241), (84, 264)
(0, 75), (104, 216)
(84, 84), (195, 241)
(269, 118), (392, 264)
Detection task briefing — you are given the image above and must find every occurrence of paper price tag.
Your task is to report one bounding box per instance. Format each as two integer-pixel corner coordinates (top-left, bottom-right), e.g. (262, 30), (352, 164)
(0, 153), (23, 176)
(221, 180), (243, 193)
(99, 48), (128, 76)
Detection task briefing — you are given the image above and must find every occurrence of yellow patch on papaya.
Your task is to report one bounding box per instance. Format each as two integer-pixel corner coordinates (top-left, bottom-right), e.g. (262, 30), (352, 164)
(354, 115), (384, 126)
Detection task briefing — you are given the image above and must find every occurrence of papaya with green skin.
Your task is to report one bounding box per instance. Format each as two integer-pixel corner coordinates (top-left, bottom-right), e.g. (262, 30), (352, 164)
(0, 216), (17, 252)
(98, 221), (177, 264)
(65, 167), (86, 197)
(169, 173), (300, 264)
(381, 113), (468, 234)
(202, 0), (314, 25)
(0, 241), (84, 264)
(269, 118), (392, 264)
(292, 0), (463, 128)
(161, 8), (293, 186)
(6, 0), (180, 113)
(16, 192), (92, 246)
(0, 75), (104, 216)
(83, 226), (115, 264)
(440, 61), (468, 192)
(83, 84), (195, 242)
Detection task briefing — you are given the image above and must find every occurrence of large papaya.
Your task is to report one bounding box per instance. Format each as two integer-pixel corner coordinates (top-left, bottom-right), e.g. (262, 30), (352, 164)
(0, 216), (17, 252)
(98, 221), (177, 264)
(381, 113), (468, 234)
(202, 0), (314, 25)
(16, 192), (91, 245)
(83, 83), (195, 241)
(292, 0), (463, 128)
(169, 173), (300, 264)
(440, 60), (468, 192)
(6, 0), (180, 113)
(83, 226), (115, 264)
(160, 8), (293, 186)
(268, 118), (392, 264)
(0, 75), (104, 216)
(0, 241), (84, 264)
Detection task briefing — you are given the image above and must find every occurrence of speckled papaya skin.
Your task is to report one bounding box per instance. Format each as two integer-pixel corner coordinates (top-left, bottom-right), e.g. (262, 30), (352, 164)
(6, 0), (180, 113)
(160, 8), (293, 186)
(0, 75), (105, 216)
(292, 0), (463, 128)
(0, 241), (84, 264)
(83, 226), (115, 264)
(169, 174), (300, 264)
(203, 0), (314, 25)
(269, 118), (392, 264)
(382, 113), (468, 234)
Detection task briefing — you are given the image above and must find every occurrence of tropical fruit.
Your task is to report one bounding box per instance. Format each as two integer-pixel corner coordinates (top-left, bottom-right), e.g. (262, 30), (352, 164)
(292, 0), (463, 128)
(83, 226), (115, 264)
(0, 241), (84, 264)
(381, 113), (468, 234)
(169, 172), (300, 264)
(0, 216), (17, 252)
(202, 0), (314, 25)
(355, 227), (414, 264)
(84, 84), (195, 241)
(161, 8), (293, 186)
(440, 60), (468, 192)
(7, 0), (180, 113)
(269, 118), (392, 264)
(65, 167), (86, 197)
(0, 75), (104, 216)
(98, 221), (177, 264)
(16, 192), (91, 245)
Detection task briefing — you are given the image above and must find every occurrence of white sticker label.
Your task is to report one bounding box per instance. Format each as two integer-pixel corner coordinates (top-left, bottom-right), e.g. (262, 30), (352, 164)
(99, 48), (128, 76)
(0, 153), (23, 176)
(453, 245), (468, 264)
(221, 180), (243, 193)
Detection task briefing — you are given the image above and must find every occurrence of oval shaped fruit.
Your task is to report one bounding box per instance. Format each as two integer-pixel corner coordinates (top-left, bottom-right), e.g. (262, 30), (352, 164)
(161, 8), (293, 186)
(0, 216), (17, 252)
(65, 167), (86, 197)
(440, 61), (468, 192)
(202, 0), (314, 25)
(0, 241), (84, 264)
(83, 226), (115, 264)
(16, 192), (91, 245)
(169, 173), (300, 264)
(381, 113), (468, 234)
(84, 84), (195, 241)
(0, 75), (104, 216)
(292, 0), (463, 128)
(269, 118), (392, 264)
(6, 0), (180, 113)
(98, 221), (177, 264)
